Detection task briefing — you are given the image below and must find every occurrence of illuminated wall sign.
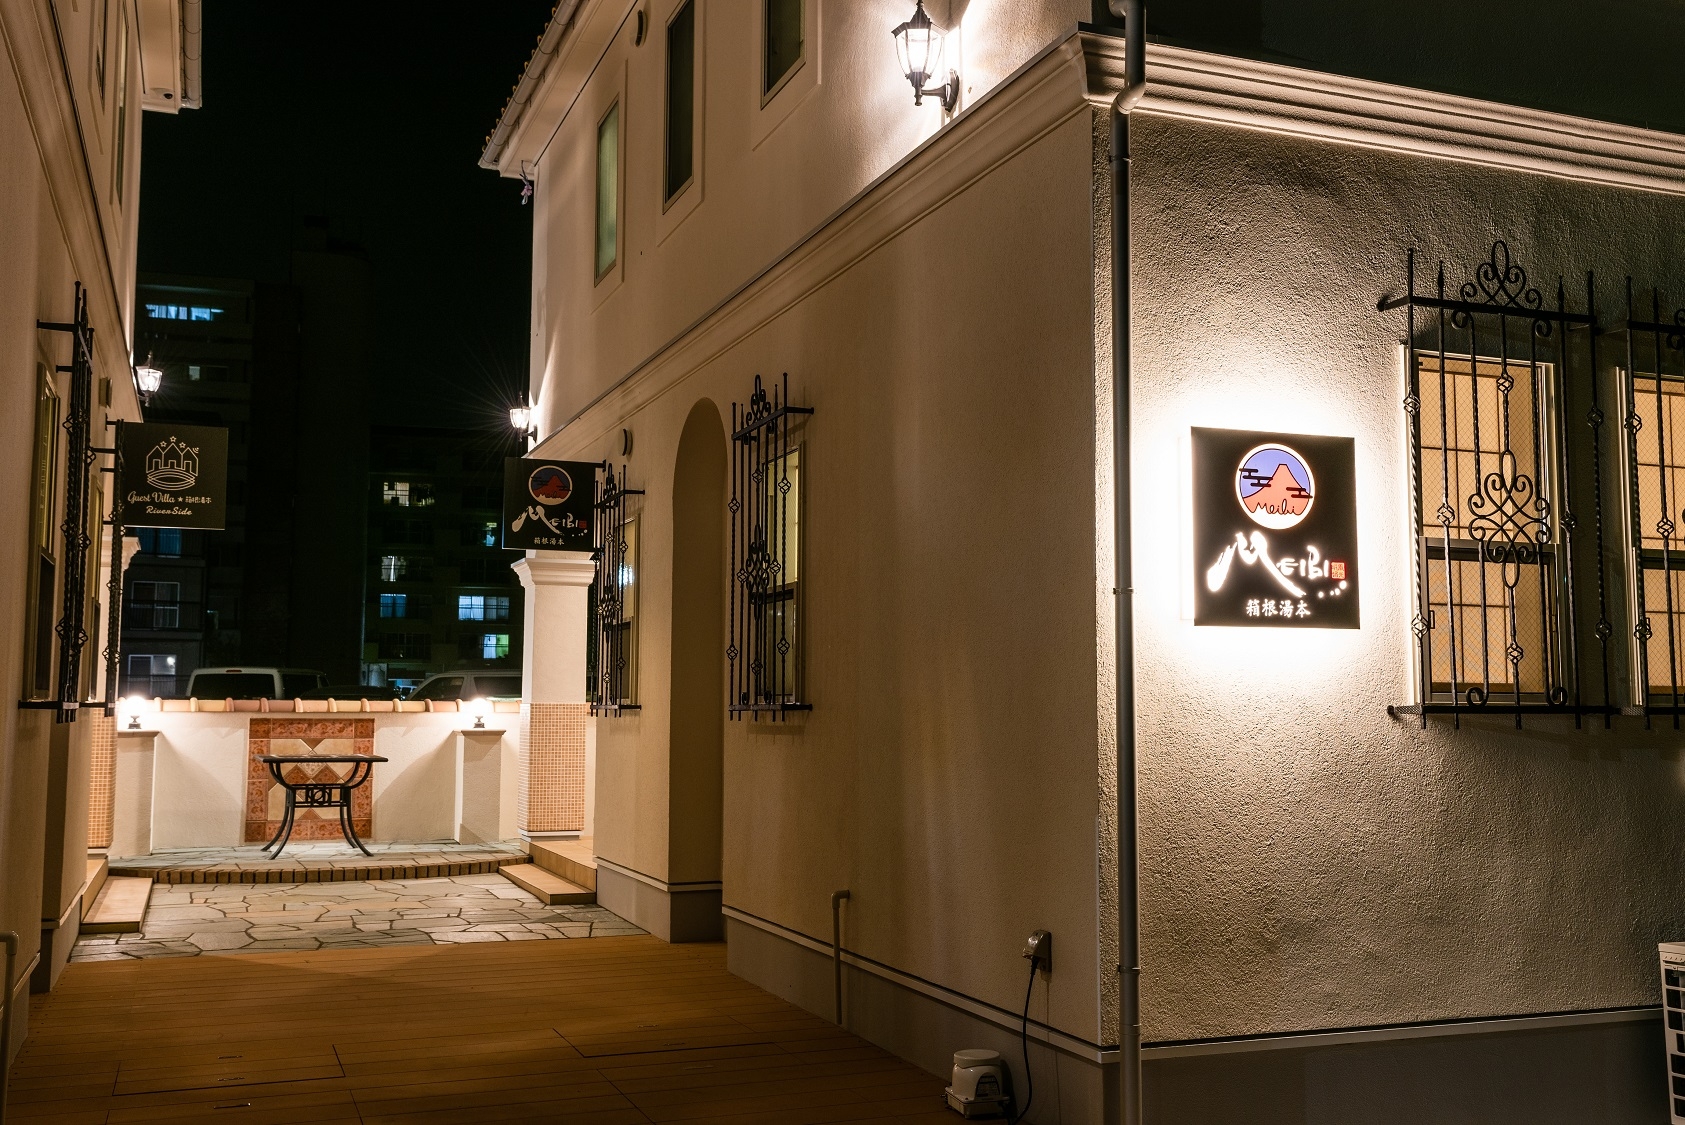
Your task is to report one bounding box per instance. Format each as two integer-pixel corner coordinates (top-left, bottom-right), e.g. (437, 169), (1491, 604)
(119, 421), (229, 530)
(501, 458), (596, 551)
(1192, 428), (1358, 628)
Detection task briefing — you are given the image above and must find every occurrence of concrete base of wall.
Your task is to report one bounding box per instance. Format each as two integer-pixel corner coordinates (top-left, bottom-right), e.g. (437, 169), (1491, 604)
(30, 895), (80, 994)
(596, 864), (721, 943)
(1143, 1013), (1666, 1125)
(4, 955), (35, 1067)
(724, 915), (1114, 1124)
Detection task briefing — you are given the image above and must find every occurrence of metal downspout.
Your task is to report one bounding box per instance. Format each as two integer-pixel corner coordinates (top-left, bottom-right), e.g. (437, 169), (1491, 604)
(1107, 3), (1146, 1123)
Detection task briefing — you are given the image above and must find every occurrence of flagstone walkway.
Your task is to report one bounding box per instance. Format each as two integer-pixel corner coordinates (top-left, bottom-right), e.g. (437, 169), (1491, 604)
(72, 873), (642, 961)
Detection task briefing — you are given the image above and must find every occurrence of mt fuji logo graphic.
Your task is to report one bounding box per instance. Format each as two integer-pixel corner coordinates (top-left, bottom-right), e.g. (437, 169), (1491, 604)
(1235, 443), (1314, 530)
(527, 465), (573, 507)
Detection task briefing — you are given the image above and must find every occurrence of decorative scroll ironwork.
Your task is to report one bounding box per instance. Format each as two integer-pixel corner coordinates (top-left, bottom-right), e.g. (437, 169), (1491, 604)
(37, 284), (96, 723)
(729, 373), (811, 719)
(103, 422), (125, 716)
(1622, 281), (1685, 725)
(591, 462), (643, 715)
(1382, 242), (1609, 727)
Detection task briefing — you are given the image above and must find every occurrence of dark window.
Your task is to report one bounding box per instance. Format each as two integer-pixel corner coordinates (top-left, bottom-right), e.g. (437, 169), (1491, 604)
(386, 519), (430, 546)
(665, 1), (695, 201)
(138, 528), (182, 556)
(474, 675), (522, 698)
(281, 672), (324, 697)
(379, 633), (433, 661)
(190, 672), (276, 699)
(764, 0), (802, 96)
(461, 485), (500, 510)
(411, 675), (464, 701)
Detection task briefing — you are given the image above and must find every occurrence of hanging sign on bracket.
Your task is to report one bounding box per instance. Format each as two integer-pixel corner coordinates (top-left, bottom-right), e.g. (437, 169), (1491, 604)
(1192, 427), (1359, 628)
(501, 458), (597, 551)
(118, 421), (229, 530)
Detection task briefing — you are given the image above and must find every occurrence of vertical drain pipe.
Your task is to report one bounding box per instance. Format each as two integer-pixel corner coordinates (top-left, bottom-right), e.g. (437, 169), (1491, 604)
(831, 891), (850, 1025)
(0, 929), (19, 1124)
(1107, 3), (1147, 1124)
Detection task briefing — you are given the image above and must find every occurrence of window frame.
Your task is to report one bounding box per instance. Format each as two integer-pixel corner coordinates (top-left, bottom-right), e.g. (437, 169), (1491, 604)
(594, 99), (621, 284)
(663, 0), (698, 207)
(761, 0), (804, 103)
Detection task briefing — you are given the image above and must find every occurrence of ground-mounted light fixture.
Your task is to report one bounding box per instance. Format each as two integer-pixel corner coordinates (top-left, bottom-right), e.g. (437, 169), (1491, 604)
(133, 354), (163, 405)
(891, 0), (958, 113)
(510, 391), (535, 438)
(469, 697), (490, 729)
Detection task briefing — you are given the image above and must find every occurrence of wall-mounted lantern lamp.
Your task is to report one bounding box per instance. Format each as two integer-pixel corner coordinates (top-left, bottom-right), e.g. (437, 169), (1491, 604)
(469, 696), (490, 730)
(134, 354), (163, 405)
(121, 695), (145, 731)
(510, 392), (535, 438)
(892, 0), (958, 113)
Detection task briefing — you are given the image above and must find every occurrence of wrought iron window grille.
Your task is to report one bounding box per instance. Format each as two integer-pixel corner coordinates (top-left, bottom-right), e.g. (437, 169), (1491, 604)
(729, 373), (811, 719)
(34, 284), (96, 723)
(1620, 281), (1685, 726)
(591, 462), (643, 716)
(1384, 242), (1612, 728)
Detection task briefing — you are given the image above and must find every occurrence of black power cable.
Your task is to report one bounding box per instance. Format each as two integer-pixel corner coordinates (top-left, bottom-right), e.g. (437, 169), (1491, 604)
(1009, 959), (1037, 1124)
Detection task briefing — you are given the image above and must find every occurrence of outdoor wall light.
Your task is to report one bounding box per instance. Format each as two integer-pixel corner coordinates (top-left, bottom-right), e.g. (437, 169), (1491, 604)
(133, 354), (163, 404)
(892, 0), (958, 112)
(509, 392), (535, 437)
(121, 695), (145, 730)
(469, 697), (490, 729)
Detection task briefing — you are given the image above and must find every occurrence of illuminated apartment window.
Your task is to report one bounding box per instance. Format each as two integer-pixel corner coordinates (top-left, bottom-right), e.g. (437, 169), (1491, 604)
(379, 593), (408, 619)
(481, 521), (497, 547)
(764, 0), (803, 97)
(379, 555), (406, 582)
(383, 480), (411, 506)
(142, 304), (223, 321)
(1417, 355), (1561, 703)
(481, 633), (510, 660)
(595, 102), (619, 280)
(125, 654), (177, 697)
(665, 1), (695, 202)
(458, 594), (484, 621)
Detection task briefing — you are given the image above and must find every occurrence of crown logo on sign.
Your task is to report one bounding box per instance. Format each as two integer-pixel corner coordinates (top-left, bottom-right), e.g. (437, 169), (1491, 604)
(145, 437), (199, 491)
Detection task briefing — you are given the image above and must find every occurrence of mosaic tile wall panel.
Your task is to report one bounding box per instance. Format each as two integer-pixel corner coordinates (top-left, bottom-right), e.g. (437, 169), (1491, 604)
(87, 713), (116, 849)
(245, 717), (375, 843)
(520, 703), (586, 834)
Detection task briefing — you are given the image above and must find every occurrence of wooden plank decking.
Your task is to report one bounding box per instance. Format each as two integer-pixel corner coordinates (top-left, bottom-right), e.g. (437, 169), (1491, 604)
(9, 936), (951, 1124)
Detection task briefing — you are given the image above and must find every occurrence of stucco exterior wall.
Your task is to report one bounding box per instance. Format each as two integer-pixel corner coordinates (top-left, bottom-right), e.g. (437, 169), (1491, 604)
(562, 100), (1109, 1045)
(1128, 111), (1685, 1042)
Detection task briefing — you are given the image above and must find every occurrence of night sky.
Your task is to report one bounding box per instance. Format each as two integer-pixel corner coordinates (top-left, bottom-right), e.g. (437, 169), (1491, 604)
(137, 2), (556, 428)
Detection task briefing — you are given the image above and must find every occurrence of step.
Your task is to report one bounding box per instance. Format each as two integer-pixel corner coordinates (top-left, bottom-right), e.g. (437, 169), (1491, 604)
(526, 838), (596, 891)
(500, 863), (595, 905)
(82, 876), (152, 934)
(82, 855), (110, 921)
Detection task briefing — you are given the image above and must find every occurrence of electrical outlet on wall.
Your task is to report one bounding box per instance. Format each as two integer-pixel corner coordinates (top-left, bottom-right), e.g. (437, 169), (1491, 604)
(1023, 930), (1052, 972)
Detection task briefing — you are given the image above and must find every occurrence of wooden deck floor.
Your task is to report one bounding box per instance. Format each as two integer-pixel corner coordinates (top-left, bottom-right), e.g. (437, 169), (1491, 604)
(9, 936), (951, 1124)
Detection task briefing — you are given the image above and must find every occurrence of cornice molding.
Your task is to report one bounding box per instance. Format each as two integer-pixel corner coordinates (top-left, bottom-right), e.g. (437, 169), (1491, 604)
(1082, 32), (1685, 197)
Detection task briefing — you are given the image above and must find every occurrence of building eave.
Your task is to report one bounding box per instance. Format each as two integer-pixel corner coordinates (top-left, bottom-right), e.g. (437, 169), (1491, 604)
(479, 1), (582, 174)
(1081, 29), (1685, 198)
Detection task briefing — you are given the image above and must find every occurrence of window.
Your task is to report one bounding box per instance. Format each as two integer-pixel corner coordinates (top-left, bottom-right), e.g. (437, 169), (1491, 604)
(379, 593), (408, 619)
(143, 304), (223, 321)
(138, 528), (182, 556)
(113, 6), (127, 201)
(665, 1), (696, 202)
(380, 556), (406, 582)
(481, 521), (498, 547)
(461, 484), (500, 510)
(386, 519), (430, 546)
(592, 493), (641, 711)
(28, 371), (60, 698)
(457, 595), (511, 622)
(1416, 354), (1560, 702)
(379, 633), (433, 660)
(764, 0), (803, 97)
(383, 480), (411, 506)
(1629, 372), (1685, 700)
(124, 654), (177, 697)
(94, 0), (109, 100)
(481, 634), (511, 660)
(410, 675), (464, 701)
(595, 102), (619, 280)
(129, 581), (182, 629)
(186, 364), (230, 383)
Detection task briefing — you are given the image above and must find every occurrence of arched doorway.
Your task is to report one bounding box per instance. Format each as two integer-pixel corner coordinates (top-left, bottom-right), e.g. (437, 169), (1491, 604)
(666, 399), (726, 941)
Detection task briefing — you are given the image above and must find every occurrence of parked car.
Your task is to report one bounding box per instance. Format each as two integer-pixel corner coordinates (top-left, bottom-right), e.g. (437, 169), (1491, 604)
(185, 667), (327, 699)
(408, 670), (523, 701)
(298, 684), (409, 701)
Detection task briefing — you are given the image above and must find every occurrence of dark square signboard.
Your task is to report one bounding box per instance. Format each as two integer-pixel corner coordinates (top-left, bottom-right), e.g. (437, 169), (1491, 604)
(501, 458), (596, 551)
(119, 422), (229, 530)
(1192, 427), (1359, 628)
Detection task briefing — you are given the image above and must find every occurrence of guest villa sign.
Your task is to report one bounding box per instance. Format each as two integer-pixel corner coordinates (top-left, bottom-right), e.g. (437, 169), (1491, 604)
(1192, 427), (1359, 628)
(501, 457), (596, 551)
(118, 421), (229, 530)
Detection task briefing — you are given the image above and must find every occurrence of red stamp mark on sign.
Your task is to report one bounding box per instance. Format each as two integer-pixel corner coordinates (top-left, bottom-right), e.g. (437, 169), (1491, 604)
(1330, 561), (1346, 580)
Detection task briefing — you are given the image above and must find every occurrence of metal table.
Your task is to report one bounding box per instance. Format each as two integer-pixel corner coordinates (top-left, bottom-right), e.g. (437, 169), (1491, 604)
(256, 754), (387, 858)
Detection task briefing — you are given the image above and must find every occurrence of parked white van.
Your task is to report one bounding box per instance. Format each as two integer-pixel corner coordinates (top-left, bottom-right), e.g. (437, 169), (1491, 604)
(185, 667), (327, 699)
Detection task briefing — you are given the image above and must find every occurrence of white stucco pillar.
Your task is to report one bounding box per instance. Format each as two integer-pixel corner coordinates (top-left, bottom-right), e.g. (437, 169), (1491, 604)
(512, 554), (594, 839)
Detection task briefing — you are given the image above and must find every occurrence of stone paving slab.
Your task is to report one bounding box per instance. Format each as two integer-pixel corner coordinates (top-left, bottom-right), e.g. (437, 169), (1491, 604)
(70, 874), (642, 962)
(107, 841), (531, 884)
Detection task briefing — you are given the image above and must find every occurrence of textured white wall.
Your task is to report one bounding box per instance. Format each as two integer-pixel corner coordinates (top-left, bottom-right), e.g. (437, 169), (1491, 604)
(1128, 111), (1685, 1042)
